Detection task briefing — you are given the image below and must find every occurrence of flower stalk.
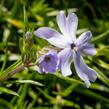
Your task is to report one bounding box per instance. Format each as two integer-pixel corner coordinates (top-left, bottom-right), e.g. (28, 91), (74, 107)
(1, 65), (25, 81)
(0, 62), (35, 81)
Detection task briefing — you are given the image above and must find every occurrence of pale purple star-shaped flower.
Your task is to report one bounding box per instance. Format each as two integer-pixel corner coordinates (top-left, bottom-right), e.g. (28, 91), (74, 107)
(34, 11), (97, 87)
(38, 50), (59, 74)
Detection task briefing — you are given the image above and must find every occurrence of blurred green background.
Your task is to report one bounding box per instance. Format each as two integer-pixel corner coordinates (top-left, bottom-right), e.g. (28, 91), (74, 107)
(0, 0), (109, 109)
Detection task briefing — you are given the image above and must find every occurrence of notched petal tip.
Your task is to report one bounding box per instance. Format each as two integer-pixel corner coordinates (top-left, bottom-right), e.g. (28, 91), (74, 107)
(83, 31), (92, 40)
(59, 10), (64, 14)
(86, 70), (97, 88)
(73, 51), (97, 88)
(91, 49), (97, 56)
(57, 11), (65, 20)
(94, 49), (97, 55)
(34, 27), (54, 39)
(62, 71), (72, 76)
(85, 82), (91, 88)
(36, 66), (43, 74)
(34, 28), (43, 38)
(81, 46), (97, 56)
(86, 31), (92, 36)
(89, 68), (97, 82)
(67, 12), (78, 21)
(76, 31), (93, 46)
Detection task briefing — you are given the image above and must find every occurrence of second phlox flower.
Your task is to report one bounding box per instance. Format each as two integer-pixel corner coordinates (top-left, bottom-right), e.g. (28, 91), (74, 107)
(38, 50), (59, 74)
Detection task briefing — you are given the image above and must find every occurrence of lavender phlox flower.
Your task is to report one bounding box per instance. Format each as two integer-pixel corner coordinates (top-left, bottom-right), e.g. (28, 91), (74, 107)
(38, 50), (59, 74)
(34, 11), (97, 88)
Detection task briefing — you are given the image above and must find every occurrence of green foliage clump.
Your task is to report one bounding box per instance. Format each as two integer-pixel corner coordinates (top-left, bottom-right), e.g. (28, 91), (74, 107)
(0, 0), (109, 109)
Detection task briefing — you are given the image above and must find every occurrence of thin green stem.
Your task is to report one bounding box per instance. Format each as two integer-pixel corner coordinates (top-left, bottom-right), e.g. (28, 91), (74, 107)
(0, 65), (25, 81)
(0, 59), (22, 77)
(92, 30), (109, 43)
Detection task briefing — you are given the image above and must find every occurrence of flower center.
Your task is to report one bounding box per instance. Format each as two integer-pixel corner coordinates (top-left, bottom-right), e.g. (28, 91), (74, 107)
(45, 56), (51, 62)
(71, 43), (76, 49)
(71, 43), (76, 52)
